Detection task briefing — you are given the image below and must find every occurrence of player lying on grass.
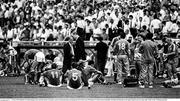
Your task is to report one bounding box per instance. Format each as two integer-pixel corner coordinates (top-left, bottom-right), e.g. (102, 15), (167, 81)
(65, 62), (84, 89)
(39, 63), (63, 87)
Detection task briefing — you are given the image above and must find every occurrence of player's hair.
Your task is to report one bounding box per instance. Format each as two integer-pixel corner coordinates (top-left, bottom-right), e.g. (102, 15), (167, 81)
(120, 32), (126, 39)
(145, 32), (153, 40)
(142, 25), (147, 30)
(97, 37), (103, 41)
(64, 36), (71, 41)
(72, 62), (78, 69)
(88, 60), (94, 65)
(51, 63), (57, 69)
(137, 34), (145, 40)
(129, 15), (133, 18)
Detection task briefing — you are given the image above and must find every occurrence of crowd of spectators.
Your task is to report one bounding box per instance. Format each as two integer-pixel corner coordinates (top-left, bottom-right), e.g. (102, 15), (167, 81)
(0, 0), (180, 43)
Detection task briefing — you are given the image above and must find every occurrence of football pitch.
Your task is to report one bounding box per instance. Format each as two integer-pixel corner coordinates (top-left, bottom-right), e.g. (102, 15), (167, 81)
(0, 76), (180, 98)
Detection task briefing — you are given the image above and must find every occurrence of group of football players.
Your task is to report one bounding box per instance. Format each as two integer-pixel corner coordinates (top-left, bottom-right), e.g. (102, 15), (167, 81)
(21, 48), (106, 89)
(20, 32), (180, 89)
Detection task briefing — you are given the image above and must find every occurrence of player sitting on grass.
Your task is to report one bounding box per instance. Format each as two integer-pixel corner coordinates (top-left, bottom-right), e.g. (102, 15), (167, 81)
(39, 63), (63, 87)
(81, 60), (106, 89)
(65, 62), (84, 90)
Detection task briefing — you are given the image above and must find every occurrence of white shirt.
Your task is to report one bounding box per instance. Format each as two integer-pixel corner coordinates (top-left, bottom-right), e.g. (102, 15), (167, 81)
(142, 15), (150, 29)
(9, 46), (17, 56)
(160, 9), (166, 21)
(98, 21), (107, 29)
(4, 10), (10, 18)
(85, 24), (93, 33)
(54, 56), (63, 68)
(162, 21), (173, 33)
(61, 28), (71, 38)
(168, 23), (179, 33)
(136, 21), (143, 30)
(124, 24), (130, 35)
(129, 19), (137, 28)
(77, 20), (86, 29)
(93, 28), (103, 35)
(150, 19), (161, 32)
(7, 29), (13, 39)
(34, 52), (45, 62)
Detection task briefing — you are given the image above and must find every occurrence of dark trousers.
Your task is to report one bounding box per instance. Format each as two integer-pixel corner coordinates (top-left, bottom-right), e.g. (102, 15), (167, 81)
(0, 18), (4, 27)
(85, 33), (92, 41)
(169, 33), (178, 38)
(97, 59), (107, 76)
(62, 61), (72, 83)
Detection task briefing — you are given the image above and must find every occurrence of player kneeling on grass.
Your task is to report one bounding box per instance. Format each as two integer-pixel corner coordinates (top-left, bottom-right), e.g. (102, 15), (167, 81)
(24, 60), (36, 85)
(39, 63), (63, 87)
(81, 60), (106, 89)
(65, 63), (84, 90)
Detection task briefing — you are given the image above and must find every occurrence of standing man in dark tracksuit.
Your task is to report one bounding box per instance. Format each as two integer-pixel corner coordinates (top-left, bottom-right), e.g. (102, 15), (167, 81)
(73, 34), (86, 62)
(95, 37), (108, 76)
(62, 37), (74, 83)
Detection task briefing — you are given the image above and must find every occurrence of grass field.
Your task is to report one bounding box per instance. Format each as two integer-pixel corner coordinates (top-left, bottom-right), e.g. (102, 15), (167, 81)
(0, 76), (180, 98)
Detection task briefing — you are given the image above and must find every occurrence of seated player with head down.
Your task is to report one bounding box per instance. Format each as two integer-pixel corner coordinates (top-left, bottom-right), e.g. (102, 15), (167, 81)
(39, 63), (63, 87)
(81, 60), (106, 89)
(65, 62), (84, 90)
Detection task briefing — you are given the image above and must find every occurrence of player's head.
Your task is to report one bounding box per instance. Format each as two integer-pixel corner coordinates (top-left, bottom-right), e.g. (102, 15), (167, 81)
(48, 49), (53, 55)
(145, 32), (153, 40)
(137, 34), (145, 41)
(88, 60), (94, 67)
(72, 62), (78, 69)
(120, 32), (126, 39)
(97, 36), (103, 42)
(65, 36), (73, 44)
(51, 63), (57, 69)
(77, 60), (85, 71)
(2, 42), (8, 49)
